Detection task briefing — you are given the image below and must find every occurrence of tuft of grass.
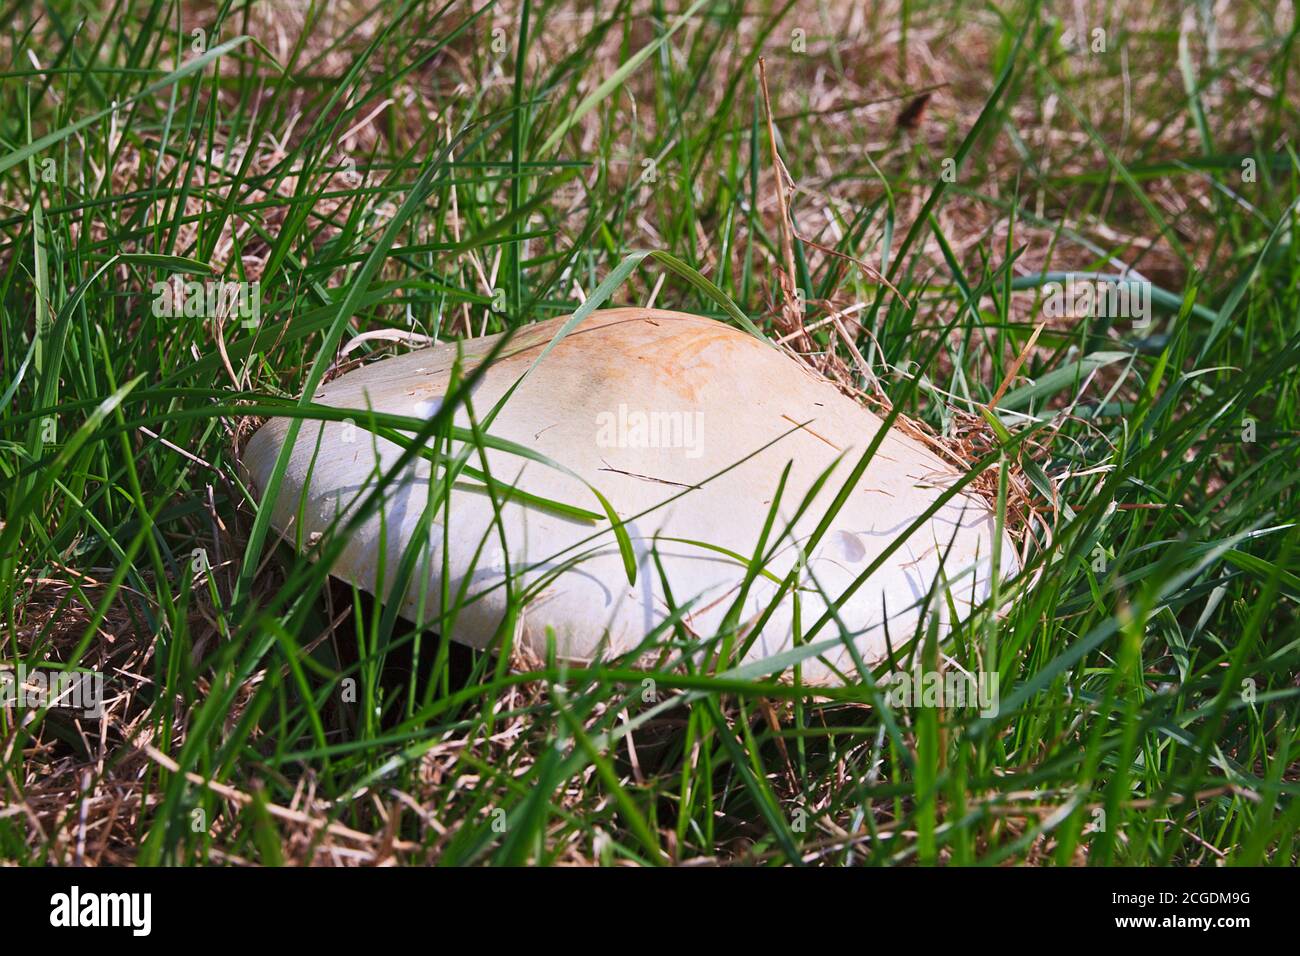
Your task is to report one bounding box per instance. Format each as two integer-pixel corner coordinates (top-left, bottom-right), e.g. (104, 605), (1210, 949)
(0, 0), (1297, 865)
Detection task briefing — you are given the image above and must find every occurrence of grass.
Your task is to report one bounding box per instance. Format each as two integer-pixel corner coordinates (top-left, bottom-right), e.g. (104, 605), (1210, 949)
(1, 0), (1297, 865)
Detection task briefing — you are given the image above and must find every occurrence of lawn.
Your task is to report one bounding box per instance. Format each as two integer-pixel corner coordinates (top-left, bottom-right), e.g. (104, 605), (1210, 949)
(1, 0), (1297, 865)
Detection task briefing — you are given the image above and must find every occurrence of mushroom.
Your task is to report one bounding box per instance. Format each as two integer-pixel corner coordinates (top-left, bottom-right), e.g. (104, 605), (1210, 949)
(244, 308), (1016, 684)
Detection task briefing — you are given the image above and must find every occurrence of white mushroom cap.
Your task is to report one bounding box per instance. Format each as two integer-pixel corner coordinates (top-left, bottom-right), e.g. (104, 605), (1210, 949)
(244, 308), (1016, 684)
